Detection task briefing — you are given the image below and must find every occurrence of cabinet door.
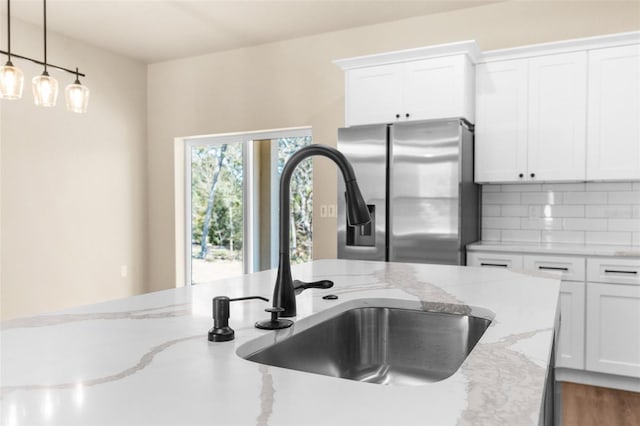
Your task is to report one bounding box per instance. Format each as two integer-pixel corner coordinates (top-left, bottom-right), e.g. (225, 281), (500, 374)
(586, 283), (640, 377)
(345, 64), (403, 126)
(402, 55), (474, 123)
(467, 251), (523, 270)
(587, 44), (640, 180)
(527, 52), (587, 181)
(556, 281), (586, 369)
(475, 60), (528, 182)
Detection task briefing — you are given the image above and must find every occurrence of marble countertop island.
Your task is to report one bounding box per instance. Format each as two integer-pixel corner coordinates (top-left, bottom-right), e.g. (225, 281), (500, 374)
(1, 260), (560, 426)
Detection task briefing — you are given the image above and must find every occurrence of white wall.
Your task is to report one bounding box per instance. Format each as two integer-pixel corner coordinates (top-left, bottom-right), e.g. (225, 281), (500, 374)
(147, 1), (640, 292)
(0, 19), (148, 319)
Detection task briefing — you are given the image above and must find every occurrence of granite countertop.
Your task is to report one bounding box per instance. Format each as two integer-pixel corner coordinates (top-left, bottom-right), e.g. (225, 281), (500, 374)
(467, 241), (640, 258)
(1, 260), (560, 426)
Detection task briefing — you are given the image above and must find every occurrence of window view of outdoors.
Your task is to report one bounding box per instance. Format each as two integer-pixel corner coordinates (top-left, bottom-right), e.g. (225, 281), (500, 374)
(191, 142), (244, 284)
(190, 136), (313, 285)
(277, 136), (313, 264)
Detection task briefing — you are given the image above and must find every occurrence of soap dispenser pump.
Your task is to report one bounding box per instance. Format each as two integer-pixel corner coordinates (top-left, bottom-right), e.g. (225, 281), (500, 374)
(208, 296), (268, 342)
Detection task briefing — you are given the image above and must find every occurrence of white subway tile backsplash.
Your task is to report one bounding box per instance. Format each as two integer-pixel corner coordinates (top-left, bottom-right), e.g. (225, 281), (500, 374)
(521, 191), (563, 205)
(481, 229), (501, 241)
(586, 205), (632, 218)
(483, 192), (521, 205)
(542, 183), (586, 191)
(502, 230), (541, 242)
(563, 218), (608, 231)
(585, 182), (633, 191)
(521, 218), (563, 230)
(608, 191), (640, 204)
(585, 232), (632, 246)
(608, 219), (640, 232)
(501, 184), (542, 192)
(545, 205), (585, 218)
(483, 217), (520, 229)
(482, 205), (501, 217)
(480, 181), (639, 246)
(541, 230), (585, 244)
(501, 205), (528, 217)
(564, 191), (607, 204)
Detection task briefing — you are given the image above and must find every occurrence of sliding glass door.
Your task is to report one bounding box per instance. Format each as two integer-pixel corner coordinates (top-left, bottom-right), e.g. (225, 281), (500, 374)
(185, 129), (312, 285)
(188, 140), (245, 284)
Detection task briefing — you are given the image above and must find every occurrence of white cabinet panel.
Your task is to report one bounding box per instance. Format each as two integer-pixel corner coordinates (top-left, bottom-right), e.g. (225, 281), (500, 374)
(557, 281), (586, 369)
(345, 54), (474, 127)
(346, 63), (403, 126)
(403, 55), (474, 123)
(475, 60), (528, 182)
(587, 257), (640, 285)
(523, 254), (586, 282)
(467, 252), (523, 269)
(476, 53), (587, 183)
(586, 283), (640, 377)
(587, 44), (640, 180)
(527, 52), (587, 181)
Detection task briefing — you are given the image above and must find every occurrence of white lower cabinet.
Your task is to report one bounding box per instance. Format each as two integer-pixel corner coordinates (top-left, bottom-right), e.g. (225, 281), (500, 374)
(585, 256), (640, 378)
(586, 282), (640, 377)
(556, 281), (585, 369)
(468, 249), (640, 386)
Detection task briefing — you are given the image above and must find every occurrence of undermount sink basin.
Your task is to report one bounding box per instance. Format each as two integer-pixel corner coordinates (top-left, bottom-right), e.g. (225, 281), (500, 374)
(238, 300), (492, 386)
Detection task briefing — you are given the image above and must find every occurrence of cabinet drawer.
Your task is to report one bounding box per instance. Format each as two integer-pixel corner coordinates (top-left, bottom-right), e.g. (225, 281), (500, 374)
(467, 252), (523, 270)
(523, 255), (585, 282)
(587, 257), (640, 285)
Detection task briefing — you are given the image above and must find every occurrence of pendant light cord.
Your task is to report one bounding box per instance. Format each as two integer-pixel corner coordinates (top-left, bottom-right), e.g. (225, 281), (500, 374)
(43, 0), (47, 72)
(0, 0), (86, 77)
(6, 0), (11, 61)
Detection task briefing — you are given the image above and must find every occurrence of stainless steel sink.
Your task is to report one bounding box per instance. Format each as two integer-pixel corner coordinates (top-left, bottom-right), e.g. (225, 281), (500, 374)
(238, 302), (492, 386)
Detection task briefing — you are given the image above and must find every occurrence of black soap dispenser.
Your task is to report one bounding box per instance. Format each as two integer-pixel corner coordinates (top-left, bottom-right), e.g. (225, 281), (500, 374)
(208, 296), (268, 342)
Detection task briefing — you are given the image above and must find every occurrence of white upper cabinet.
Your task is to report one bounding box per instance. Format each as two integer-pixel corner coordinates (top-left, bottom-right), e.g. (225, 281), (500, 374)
(527, 52), (587, 181)
(346, 64), (404, 127)
(335, 41), (480, 127)
(586, 44), (640, 180)
(402, 55), (474, 124)
(345, 55), (474, 126)
(475, 60), (528, 182)
(475, 52), (587, 183)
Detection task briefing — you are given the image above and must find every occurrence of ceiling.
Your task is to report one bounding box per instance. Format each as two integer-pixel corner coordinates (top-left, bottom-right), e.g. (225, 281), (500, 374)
(7, 0), (499, 63)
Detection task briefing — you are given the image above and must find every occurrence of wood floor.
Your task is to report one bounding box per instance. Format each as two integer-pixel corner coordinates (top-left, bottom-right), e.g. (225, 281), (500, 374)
(561, 382), (640, 426)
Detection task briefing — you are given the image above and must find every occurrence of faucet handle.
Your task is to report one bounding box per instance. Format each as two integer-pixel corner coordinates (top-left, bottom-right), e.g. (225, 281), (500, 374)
(255, 307), (294, 330)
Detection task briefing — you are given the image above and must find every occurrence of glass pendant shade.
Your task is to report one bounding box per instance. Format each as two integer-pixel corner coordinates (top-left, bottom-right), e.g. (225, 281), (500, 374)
(0, 62), (24, 99)
(32, 71), (58, 107)
(65, 80), (89, 113)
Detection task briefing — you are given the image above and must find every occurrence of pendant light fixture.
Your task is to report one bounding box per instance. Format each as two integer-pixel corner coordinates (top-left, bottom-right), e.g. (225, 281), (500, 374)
(0, 0), (89, 112)
(0, 0), (24, 99)
(65, 68), (89, 113)
(32, 0), (58, 107)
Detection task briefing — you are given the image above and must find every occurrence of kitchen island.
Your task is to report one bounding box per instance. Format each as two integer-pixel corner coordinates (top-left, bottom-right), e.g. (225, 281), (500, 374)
(1, 260), (560, 426)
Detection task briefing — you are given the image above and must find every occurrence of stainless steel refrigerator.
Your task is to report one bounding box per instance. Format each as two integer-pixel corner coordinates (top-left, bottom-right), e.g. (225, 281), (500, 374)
(337, 118), (479, 265)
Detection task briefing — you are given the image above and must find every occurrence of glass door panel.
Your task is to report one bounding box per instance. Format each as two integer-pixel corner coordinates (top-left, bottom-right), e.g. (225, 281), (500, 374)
(190, 142), (244, 284)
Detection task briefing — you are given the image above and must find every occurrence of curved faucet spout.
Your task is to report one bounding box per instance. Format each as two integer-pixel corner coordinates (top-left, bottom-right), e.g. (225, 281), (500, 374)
(273, 144), (370, 318)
